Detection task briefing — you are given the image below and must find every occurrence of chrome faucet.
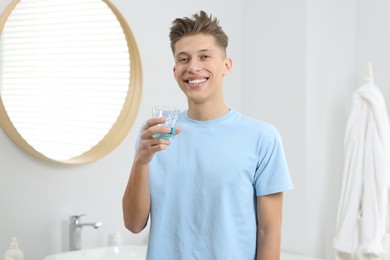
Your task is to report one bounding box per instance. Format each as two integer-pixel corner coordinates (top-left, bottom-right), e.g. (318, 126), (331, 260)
(69, 214), (102, 251)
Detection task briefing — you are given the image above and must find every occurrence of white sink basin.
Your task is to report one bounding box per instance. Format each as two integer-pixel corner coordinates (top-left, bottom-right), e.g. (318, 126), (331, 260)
(44, 245), (323, 260)
(43, 245), (147, 260)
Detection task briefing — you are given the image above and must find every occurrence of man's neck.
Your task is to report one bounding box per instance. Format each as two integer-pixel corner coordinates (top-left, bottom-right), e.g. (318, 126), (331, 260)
(187, 102), (230, 121)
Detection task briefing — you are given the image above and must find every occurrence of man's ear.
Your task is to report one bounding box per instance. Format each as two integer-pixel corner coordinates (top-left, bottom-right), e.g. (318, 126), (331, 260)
(223, 57), (232, 76)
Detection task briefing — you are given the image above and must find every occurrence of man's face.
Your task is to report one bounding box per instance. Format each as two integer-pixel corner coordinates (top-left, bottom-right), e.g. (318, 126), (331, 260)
(173, 34), (232, 105)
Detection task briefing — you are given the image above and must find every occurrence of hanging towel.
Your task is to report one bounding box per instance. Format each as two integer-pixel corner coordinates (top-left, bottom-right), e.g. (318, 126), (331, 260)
(334, 82), (390, 258)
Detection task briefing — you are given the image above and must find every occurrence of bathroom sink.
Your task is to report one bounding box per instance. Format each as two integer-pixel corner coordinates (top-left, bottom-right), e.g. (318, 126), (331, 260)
(44, 245), (323, 260)
(43, 245), (147, 260)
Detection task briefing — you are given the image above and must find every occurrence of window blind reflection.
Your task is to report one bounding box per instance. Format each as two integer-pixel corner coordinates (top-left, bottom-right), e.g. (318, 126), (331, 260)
(0, 0), (131, 161)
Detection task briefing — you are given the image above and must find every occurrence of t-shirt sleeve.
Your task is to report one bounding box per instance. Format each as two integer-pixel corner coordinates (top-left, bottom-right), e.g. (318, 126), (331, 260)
(254, 125), (294, 196)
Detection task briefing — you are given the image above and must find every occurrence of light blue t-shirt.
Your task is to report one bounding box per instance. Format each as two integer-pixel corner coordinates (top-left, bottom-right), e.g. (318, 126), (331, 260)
(141, 109), (293, 260)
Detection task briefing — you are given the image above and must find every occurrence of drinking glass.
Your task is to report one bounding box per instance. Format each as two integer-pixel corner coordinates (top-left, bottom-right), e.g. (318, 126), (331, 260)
(152, 106), (180, 140)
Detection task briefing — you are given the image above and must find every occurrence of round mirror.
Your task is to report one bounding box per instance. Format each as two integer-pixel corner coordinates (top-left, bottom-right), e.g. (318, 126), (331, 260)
(0, 0), (142, 164)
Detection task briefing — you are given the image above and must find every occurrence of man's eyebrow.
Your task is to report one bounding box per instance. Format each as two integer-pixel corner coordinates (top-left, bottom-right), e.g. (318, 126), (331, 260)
(175, 49), (213, 56)
(175, 51), (189, 57)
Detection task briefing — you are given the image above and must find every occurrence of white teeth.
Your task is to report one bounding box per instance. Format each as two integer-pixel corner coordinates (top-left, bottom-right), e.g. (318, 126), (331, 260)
(188, 78), (206, 84)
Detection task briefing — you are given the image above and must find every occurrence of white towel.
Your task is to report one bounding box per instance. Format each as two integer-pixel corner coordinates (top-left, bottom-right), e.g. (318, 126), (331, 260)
(334, 83), (390, 259)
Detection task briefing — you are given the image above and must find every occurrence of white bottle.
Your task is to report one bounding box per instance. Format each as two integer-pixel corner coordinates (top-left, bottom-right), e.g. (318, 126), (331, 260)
(107, 231), (122, 246)
(4, 237), (24, 260)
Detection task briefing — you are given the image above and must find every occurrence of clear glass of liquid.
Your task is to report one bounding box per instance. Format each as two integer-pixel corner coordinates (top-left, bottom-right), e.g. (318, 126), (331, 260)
(152, 106), (180, 140)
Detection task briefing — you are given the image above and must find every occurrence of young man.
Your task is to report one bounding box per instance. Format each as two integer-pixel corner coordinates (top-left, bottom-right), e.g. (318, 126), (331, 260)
(122, 10), (293, 260)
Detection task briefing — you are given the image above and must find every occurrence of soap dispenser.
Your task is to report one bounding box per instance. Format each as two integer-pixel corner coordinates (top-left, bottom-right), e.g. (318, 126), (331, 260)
(4, 237), (24, 260)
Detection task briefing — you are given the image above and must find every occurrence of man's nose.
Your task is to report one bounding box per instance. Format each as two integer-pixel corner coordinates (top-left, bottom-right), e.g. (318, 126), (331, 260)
(187, 59), (201, 73)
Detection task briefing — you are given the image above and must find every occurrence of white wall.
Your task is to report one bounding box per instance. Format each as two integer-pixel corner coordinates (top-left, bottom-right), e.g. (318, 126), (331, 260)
(2, 0), (390, 259)
(305, 1), (357, 258)
(356, 0), (390, 106)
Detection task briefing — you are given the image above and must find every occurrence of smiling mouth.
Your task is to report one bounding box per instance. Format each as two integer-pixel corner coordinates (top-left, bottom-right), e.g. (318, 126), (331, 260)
(185, 78), (208, 84)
